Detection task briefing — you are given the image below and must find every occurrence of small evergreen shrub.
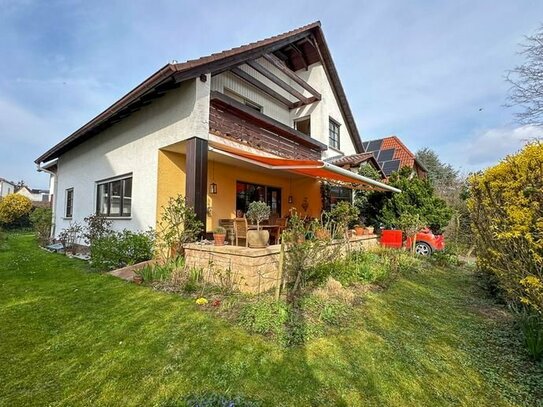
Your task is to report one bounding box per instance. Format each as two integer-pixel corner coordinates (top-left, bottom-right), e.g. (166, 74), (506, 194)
(91, 229), (155, 271)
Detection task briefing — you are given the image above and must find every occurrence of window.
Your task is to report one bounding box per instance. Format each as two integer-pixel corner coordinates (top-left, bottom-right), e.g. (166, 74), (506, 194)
(65, 188), (73, 218)
(236, 181), (281, 217)
(294, 116), (311, 136)
(323, 185), (352, 212)
(329, 118), (341, 150)
(224, 89), (262, 112)
(96, 176), (132, 217)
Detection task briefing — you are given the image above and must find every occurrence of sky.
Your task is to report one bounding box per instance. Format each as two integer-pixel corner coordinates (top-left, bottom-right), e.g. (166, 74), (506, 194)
(1, 0), (542, 188)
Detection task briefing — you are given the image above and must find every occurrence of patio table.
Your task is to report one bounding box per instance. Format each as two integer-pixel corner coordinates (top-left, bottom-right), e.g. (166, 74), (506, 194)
(260, 225), (281, 244)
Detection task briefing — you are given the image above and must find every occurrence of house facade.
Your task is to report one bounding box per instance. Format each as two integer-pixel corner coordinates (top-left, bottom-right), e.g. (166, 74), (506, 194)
(36, 22), (399, 239)
(0, 178), (15, 198)
(16, 186), (51, 204)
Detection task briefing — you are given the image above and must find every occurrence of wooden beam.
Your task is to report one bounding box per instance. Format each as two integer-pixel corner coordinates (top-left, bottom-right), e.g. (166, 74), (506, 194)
(173, 31), (313, 83)
(263, 54), (321, 100)
(245, 60), (311, 105)
(292, 96), (320, 109)
(288, 43), (308, 69)
(230, 67), (295, 108)
(185, 137), (208, 235)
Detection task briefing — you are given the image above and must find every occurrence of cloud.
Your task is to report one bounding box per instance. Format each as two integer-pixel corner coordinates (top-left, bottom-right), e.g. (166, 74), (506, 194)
(441, 125), (543, 171)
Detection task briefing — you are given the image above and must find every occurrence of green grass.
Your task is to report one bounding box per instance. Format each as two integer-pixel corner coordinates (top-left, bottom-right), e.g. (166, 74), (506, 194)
(0, 233), (541, 406)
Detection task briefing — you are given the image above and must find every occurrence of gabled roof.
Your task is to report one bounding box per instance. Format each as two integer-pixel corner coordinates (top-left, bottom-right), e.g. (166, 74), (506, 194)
(0, 177), (15, 186)
(36, 22), (363, 164)
(362, 135), (427, 176)
(326, 152), (386, 178)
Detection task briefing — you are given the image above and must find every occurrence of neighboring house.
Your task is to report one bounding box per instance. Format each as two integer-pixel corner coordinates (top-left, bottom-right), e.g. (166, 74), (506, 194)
(362, 135), (428, 178)
(0, 178), (15, 198)
(326, 152), (386, 178)
(16, 186), (51, 204)
(36, 21), (399, 239)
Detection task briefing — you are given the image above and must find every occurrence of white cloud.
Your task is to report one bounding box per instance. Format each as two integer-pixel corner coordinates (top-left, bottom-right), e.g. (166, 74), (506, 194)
(441, 125), (543, 171)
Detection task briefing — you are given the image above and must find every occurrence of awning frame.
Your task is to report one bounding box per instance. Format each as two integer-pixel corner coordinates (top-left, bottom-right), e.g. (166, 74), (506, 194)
(208, 146), (401, 193)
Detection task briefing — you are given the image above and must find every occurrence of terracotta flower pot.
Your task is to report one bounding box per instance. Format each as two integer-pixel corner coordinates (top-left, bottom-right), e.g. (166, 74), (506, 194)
(315, 228), (330, 240)
(247, 229), (270, 248)
(133, 275), (143, 285)
(355, 226), (364, 236)
(213, 233), (226, 246)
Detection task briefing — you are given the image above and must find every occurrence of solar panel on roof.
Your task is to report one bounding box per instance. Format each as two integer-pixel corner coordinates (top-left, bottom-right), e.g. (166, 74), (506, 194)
(372, 151), (379, 159)
(366, 139), (383, 152)
(377, 148), (395, 162)
(362, 142), (369, 151)
(382, 160), (401, 175)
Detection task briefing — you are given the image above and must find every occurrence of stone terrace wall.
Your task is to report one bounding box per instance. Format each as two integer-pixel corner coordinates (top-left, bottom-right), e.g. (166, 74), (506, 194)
(184, 235), (378, 293)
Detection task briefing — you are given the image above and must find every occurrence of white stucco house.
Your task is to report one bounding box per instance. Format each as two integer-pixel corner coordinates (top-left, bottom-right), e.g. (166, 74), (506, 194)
(0, 178), (15, 198)
(36, 22), (399, 239)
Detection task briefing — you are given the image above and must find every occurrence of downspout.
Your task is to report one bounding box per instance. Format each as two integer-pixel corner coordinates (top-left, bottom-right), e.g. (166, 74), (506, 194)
(36, 161), (57, 239)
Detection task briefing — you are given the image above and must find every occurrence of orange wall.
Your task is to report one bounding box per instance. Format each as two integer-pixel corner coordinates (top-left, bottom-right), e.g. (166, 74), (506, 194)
(156, 150), (186, 228)
(207, 160), (321, 231)
(156, 149), (322, 233)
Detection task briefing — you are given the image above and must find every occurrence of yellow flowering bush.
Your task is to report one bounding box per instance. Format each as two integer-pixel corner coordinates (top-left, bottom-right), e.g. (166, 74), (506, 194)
(0, 194), (32, 225)
(468, 141), (543, 313)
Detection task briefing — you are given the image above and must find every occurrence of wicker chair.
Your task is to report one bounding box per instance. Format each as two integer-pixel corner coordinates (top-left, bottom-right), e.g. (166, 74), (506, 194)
(233, 217), (257, 247)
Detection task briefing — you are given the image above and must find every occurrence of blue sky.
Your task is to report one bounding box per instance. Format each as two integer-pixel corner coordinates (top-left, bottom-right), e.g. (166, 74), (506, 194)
(1, 0), (542, 188)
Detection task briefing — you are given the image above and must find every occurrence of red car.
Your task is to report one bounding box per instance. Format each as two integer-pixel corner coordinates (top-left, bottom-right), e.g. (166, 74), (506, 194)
(380, 228), (445, 255)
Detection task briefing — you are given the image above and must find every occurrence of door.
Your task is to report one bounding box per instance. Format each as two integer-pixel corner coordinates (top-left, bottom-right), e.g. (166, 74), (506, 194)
(266, 187), (281, 217)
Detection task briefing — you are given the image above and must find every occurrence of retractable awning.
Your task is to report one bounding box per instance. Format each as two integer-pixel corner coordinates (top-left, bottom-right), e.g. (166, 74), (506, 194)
(209, 145), (401, 193)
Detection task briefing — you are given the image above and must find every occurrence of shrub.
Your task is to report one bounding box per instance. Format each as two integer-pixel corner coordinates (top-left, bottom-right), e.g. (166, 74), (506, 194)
(468, 141), (543, 314)
(29, 207), (52, 246)
(0, 194), (32, 227)
(83, 213), (112, 245)
(91, 229), (155, 271)
(58, 222), (84, 253)
(519, 314), (543, 361)
(158, 195), (203, 258)
(328, 200), (359, 233)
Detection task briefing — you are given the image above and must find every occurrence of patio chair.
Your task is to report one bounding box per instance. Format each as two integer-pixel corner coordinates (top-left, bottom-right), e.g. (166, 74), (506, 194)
(233, 217), (257, 247)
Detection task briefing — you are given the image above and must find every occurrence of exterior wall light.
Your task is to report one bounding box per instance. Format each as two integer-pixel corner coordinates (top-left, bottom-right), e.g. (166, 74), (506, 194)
(209, 182), (217, 195)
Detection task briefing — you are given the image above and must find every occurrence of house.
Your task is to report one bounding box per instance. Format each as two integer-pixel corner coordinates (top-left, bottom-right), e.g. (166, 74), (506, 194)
(36, 22), (399, 240)
(362, 135), (427, 178)
(0, 178), (15, 198)
(16, 186), (51, 205)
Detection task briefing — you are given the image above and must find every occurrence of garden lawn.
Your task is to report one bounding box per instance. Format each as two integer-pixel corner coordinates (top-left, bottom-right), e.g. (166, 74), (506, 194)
(0, 234), (541, 407)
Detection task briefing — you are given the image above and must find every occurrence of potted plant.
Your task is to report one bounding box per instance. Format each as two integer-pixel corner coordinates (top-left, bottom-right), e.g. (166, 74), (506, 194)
(366, 225), (375, 234)
(213, 226), (227, 246)
(354, 225), (365, 236)
(246, 201), (271, 248)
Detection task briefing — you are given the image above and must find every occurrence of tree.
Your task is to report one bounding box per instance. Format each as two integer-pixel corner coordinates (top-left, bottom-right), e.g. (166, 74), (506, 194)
(507, 25), (543, 126)
(415, 148), (458, 189)
(354, 164), (383, 226)
(379, 167), (452, 233)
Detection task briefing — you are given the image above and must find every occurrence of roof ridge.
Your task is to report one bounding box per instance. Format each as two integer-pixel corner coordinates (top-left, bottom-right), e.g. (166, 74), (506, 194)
(172, 21), (321, 70)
